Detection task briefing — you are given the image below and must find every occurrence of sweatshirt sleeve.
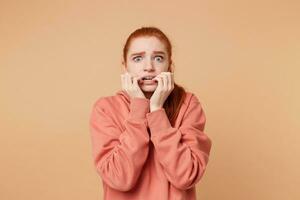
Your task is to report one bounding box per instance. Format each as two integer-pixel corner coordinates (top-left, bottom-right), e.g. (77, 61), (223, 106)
(89, 97), (150, 191)
(145, 94), (212, 190)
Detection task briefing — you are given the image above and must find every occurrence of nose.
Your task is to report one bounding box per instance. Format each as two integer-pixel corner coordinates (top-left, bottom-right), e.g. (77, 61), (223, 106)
(143, 59), (154, 71)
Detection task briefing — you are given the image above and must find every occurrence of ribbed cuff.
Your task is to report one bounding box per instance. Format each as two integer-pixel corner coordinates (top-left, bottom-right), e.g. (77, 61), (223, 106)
(128, 97), (150, 120)
(146, 108), (172, 136)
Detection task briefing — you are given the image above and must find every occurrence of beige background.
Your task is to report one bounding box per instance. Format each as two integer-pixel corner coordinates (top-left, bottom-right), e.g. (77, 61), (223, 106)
(1, 0), (299, 199)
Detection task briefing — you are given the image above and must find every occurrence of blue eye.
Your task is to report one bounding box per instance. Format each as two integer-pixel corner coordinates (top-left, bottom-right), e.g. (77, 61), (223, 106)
(154, 55), (164, 62)
(133, 56), (142, 62)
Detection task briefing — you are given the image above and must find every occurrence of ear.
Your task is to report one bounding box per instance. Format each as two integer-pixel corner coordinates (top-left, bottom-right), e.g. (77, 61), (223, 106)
(121, 60), (128, 73)
(168, 61), (174, 72)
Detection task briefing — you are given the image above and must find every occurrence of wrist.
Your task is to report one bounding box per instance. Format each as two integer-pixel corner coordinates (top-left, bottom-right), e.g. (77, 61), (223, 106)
(150, 105), (163, 112)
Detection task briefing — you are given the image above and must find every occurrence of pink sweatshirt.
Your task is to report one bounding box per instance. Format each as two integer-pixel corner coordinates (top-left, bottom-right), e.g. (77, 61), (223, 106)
(89, 89), (212, 200)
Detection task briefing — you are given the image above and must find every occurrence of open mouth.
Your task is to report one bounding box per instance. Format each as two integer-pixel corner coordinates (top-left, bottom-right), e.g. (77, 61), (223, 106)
(141, 76), (155, 80)
(140, 76), (157, 84)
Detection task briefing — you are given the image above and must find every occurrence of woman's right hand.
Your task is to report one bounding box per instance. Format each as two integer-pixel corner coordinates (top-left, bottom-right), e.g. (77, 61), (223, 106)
(121, 72), (146, 99)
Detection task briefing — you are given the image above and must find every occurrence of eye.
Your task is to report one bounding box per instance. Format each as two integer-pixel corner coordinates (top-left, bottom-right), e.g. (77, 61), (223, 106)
(154, 55), (164, 62)
(133, 56), (142, 62)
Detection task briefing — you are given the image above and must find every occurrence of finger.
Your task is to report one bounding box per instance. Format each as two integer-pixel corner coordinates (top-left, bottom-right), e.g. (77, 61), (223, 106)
(125, 73), (130, 90)
(129, 73), (137, 86)
(132, 77), (139, 88)
(166, 73), (172, 90)
(129, 73), (134, 84)
(130, 73), (134, 83)
(162, 72), (171, 84)
(130, 74), (138, 89)
(154, 76), (163, 89)
(162, 73), (168, 91)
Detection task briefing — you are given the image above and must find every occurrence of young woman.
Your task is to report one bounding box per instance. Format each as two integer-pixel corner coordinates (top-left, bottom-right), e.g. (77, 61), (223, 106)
(89, 26), (212, 200)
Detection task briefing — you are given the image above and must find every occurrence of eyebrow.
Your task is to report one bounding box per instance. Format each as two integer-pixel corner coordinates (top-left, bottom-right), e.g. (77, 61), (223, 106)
(130, 51), (166, 57)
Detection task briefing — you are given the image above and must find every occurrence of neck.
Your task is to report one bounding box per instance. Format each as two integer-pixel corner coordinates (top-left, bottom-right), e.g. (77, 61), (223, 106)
(143, 91), (153, 99)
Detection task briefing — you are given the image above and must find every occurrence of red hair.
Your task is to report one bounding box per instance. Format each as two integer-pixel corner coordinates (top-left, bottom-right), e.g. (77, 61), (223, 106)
(122, 26), (186, 126)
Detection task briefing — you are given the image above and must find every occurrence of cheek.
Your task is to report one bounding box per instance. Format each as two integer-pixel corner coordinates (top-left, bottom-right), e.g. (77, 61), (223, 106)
(156, 67), (168, 73)
(127, 64), (142, 74)
(156, 62), (169, 71)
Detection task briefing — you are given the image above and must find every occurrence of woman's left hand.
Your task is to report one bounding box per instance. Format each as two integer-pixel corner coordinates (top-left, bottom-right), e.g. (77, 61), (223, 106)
(150, 72), (175, 112)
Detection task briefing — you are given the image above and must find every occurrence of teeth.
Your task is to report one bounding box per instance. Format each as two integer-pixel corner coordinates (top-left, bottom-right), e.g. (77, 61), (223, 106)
(143, 76), (154, 80)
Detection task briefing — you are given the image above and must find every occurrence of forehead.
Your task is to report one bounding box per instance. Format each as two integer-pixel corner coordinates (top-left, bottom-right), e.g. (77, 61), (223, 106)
(128, 36), (167, 53)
